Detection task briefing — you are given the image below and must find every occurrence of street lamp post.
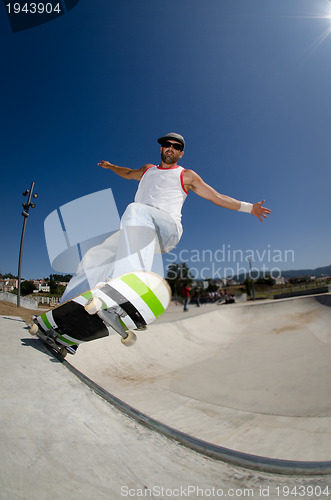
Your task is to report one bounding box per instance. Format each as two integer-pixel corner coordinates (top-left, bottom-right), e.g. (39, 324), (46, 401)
(17, 182), (38, 307)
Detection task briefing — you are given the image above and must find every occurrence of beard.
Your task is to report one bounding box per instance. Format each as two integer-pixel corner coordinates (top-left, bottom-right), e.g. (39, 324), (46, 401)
(161, 150), (180, 164)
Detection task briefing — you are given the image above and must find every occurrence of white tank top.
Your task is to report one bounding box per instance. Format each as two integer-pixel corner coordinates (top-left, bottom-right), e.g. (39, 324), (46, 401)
(134, 165), (188, 227)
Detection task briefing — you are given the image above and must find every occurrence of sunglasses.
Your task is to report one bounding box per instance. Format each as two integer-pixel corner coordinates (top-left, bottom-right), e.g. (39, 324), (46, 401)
(160, 140), (183, 151)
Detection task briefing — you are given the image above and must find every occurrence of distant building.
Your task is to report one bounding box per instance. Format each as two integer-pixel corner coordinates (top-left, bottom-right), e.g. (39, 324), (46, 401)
(32, 279), (50, 293)
(226, 278), (238, 286)
(274, 276), (286, 285)
(0, 279), (18, 292)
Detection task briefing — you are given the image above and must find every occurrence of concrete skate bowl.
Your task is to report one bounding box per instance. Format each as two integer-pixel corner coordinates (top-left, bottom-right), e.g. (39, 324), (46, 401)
(67, 294), (331, 474)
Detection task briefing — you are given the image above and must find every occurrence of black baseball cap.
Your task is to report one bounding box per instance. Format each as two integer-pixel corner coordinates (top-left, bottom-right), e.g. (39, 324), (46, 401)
(157, 132), (185, 149)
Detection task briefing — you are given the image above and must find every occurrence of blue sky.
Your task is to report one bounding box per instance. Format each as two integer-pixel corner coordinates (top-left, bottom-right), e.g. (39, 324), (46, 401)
(1, 0), (331, 280)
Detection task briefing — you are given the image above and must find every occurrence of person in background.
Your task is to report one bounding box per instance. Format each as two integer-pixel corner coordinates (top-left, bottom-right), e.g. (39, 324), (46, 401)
(183, 284), (191, 312)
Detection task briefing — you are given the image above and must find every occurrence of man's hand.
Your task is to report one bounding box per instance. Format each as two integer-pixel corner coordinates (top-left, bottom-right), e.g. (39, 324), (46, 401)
(251, 200), (271, 222)
(98, 160), (111, 169)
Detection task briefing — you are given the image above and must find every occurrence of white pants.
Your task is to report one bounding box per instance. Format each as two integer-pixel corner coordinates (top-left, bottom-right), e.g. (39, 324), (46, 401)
(61, 203), (182, 302)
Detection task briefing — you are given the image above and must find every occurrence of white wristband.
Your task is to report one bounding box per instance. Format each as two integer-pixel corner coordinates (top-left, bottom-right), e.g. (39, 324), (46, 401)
(239, 202), (253, 213)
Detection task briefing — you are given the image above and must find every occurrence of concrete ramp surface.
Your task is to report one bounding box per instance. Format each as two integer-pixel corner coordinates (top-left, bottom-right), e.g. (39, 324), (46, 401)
(69, 294), (331, 462)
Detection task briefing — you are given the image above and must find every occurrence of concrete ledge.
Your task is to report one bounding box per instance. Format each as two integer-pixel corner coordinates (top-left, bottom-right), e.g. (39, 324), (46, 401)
(274, 286), (331, 300)
(0, 292), (39, 309)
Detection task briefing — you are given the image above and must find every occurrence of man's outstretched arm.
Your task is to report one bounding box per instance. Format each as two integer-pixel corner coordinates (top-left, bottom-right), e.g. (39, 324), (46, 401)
(98, 160), (152, 181)
(183, 169), (271, 222)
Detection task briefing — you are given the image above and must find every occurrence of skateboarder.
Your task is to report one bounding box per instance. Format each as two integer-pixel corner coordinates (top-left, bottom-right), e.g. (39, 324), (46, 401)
(61, 133), (270, 303)
(98, 132), (270, 273)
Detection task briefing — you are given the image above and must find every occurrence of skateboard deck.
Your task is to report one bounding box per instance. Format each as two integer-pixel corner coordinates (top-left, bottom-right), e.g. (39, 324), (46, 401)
(29, 271), (171, 357)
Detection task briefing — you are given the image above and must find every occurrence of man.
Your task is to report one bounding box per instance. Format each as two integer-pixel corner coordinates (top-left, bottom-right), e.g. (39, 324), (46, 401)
(183, 284), (191, 312)
(61, 132), (270, 303)
(98, 132), (270, 277)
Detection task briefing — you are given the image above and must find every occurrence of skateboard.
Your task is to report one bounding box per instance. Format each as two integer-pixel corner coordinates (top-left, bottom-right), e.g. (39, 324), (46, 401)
(29, 271), (171, 357)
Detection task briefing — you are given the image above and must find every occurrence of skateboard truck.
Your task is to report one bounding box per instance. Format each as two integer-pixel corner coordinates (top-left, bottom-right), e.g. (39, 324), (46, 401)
(84, 297), (137, 346)
(29, 319), (74, 358)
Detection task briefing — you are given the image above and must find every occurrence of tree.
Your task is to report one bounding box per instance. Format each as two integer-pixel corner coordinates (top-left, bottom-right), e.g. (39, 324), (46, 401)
(0, 273), (17, 279)
(243, 277), (253, 297)
(205, 278), (218, 292)
(20, 280), (37, 296)
(47, 274), (72, 283)
(256, 276), (275, 287)
(48, 277), (58, 295)
(166, 262), (193, 297)
(45, 274), (72, 295)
